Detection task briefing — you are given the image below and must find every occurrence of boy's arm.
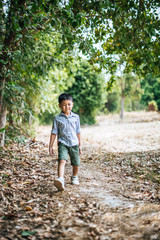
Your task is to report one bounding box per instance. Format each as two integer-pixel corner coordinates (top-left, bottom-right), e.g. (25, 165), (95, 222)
(77, 133), (82, 155)
(49, 133), (57, 155)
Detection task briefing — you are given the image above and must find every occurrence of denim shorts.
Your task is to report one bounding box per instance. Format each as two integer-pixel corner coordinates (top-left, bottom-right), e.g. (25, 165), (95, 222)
(58, 142), (80, 166)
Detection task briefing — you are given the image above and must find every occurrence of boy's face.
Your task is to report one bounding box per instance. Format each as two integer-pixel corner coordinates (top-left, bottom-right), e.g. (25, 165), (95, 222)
(59, 99), (73, 116)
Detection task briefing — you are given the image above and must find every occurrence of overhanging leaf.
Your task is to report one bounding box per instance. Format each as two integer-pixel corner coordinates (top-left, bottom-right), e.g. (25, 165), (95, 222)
(22, 230), (37, 237)
(0, 128), (5, 132)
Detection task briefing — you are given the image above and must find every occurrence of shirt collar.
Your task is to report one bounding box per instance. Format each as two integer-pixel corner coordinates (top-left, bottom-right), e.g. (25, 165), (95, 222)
(60, 111), (74, 118)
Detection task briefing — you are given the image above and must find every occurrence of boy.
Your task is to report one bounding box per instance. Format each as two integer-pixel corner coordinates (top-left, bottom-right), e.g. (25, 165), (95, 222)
(49, 93), (81, 191)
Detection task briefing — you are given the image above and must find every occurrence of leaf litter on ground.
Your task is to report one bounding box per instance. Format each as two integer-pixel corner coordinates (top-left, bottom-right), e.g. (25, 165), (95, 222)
(0, 138), (160, 239)
(1, 111), (160, 239)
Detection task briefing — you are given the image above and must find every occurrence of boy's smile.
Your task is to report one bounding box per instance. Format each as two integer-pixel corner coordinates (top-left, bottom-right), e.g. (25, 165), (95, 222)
(59, 100), (73, 116)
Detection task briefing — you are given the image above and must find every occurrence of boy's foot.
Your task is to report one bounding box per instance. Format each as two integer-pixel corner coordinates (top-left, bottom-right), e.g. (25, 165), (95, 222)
(54, 177), (65, 191)
(71, 176), (79, 185)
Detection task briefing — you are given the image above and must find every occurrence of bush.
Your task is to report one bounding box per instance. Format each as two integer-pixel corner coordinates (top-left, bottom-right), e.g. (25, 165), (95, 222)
(38, 112), (55, 125)
(105, 92), (119, 112)
(66, 60), (106, 125)
(147, 100), (158, 111)
(141, 74), (160, 110)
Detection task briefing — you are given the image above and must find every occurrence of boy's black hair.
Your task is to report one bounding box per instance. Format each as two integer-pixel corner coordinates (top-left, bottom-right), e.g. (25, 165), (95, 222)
(58, 93), (73, 104)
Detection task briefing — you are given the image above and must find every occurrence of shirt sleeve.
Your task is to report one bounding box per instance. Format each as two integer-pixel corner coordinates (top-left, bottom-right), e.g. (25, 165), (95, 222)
(76, 115), (81, 134)
(51, 118), (58, 135)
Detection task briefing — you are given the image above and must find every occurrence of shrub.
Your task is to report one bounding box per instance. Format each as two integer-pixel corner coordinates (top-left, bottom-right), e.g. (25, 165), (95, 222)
(66, 60), (106, 125)
(105, 92), (119, 112)
(147, 100), (158, 111)
(141, 74), (160, 110)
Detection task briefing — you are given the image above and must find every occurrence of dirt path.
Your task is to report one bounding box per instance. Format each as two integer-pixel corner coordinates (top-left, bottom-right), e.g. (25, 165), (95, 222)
(81, 111), (160, 153)
(37, 111), (160, 153)
(73, 163), (137, 209)
(34, 111), (160, 239)
(0, 112), (160, 239)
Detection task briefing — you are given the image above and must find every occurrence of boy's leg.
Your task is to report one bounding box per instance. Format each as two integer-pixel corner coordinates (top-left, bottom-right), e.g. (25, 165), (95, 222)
(54, 143), (68, 191)
(54, 160), (66, 191)
(73, 165), (79, 176)
(69, 145), (80, 185)
(57, 142), (68, 178)
(58, 159), (66, 178)
(71, 165), (79, 185)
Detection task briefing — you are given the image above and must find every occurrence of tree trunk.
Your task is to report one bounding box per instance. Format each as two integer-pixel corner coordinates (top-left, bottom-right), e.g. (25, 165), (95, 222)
(120, 95), (125, 120)
(0, 104), (7, 147)
(0, 73), (7, 147)
(8, 108), (14, 126)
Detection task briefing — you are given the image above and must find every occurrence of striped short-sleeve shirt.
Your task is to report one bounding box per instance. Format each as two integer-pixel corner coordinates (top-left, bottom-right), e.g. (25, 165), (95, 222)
(51, 111), (81, 147)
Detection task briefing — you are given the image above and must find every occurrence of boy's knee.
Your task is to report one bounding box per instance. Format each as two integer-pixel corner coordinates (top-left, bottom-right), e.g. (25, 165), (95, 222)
(73, 165), (79, 168)
(59, 159), (66, 165)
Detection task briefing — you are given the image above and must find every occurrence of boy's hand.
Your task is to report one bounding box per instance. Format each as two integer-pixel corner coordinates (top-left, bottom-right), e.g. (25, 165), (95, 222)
(49, 146), (54, 155)
(79, 146), (82, 155)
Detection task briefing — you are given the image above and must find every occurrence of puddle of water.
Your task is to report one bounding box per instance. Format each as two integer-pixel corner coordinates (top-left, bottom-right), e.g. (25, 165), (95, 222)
(79, 187), (137, 208)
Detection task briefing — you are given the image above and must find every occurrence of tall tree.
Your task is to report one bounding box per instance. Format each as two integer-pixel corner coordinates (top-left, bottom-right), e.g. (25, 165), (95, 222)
(0, 0), (89, 145)
(7, 31), (77, 124)
(0, 0), (56, 145)
(1, 0), (160, 145)
(80, 1), (160, 80)
(117, 73), (141, 119)
(66, 60), (106, 124)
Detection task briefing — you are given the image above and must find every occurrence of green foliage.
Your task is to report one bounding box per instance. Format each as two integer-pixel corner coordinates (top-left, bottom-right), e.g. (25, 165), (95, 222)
(4, 30), (78, 129)
(79, 1), (160, 77)
(1, 0), (89, 146)
(141, 75), (160, 110)
(5, 123), (36, 144)
(123, 74), (143, 111)
(105, 72), (143, 113)
(38, 112), (55, 125)
(0, 128), (5, 132)
(1, 0), (160, 145)
(124, 97), (145, 112)
(66, 60), (106, 125)
(105, 92), (119, 112)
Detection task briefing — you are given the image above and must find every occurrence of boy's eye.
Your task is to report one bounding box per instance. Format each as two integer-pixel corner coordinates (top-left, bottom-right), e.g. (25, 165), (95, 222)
(61, 103), (72, 107)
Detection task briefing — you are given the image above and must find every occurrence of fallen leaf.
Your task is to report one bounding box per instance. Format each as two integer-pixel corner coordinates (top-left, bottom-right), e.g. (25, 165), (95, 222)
(25, 206), (33, 211)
